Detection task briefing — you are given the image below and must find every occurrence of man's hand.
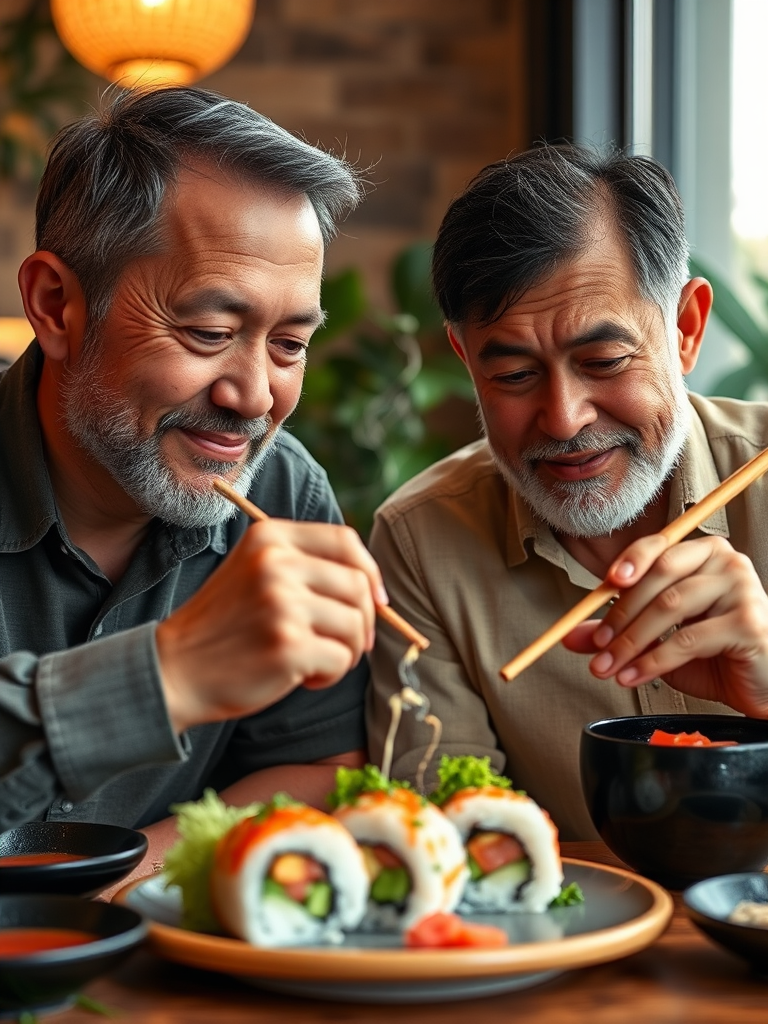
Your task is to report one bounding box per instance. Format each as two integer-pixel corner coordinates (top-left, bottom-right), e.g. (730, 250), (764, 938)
(156, 520), (386, 733)
(561, 534), (768, 718)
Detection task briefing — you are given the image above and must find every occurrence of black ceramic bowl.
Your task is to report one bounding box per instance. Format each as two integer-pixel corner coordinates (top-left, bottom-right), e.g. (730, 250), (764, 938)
(0, 822), (148, 898)
(580, 714), (768, 889)
(0, 893), (147, 1017)
(684, 873), (768, 974)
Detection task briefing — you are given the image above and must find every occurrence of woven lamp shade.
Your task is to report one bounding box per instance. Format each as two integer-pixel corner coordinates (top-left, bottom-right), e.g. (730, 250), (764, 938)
(51, 0), (256, 88)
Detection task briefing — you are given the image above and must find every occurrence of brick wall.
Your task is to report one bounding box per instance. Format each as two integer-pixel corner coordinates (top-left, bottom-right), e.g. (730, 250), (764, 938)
(207, 0), (529, 306)
(0, 0), (530, 319)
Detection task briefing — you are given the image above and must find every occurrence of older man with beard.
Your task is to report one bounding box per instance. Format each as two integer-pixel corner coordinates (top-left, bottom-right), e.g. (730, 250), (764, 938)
(366, 144), (768, 840)
(0, 87), (386, 874)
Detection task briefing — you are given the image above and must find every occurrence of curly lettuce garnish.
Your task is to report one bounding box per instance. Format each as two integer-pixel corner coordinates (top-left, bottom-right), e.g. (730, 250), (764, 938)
(253, 791), (300, 821)
(327, 764), (412, 810)
(549, 882), (585, 907)
(162, 789), (264, 932)
(429, 755), (513, 807)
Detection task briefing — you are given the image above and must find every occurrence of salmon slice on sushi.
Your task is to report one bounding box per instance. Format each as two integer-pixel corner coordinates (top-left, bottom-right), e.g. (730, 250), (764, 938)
(210, 795), (368, 946)
(430, 756), (565, 914)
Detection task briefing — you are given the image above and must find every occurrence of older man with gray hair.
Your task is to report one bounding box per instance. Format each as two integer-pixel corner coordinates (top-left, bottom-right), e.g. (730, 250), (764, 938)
(367, 144), (768, 840)
(0, 87), (385, 869)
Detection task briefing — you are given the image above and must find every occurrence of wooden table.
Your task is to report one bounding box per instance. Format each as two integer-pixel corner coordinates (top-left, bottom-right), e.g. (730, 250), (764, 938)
(51, 842), (768, 1024)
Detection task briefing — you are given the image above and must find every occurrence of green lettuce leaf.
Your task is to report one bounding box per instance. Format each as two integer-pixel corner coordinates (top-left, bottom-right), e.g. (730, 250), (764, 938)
(549, 882), (585, 907)
(429, 755), (514, 806)
(252, 791), (300, 820)
(326, 764), (412, 810)
(162, 788), (264, 933)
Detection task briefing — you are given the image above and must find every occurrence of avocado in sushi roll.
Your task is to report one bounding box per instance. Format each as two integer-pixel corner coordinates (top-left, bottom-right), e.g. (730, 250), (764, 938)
(163, 790), (368, 946)
(430, 756), (564, 914)
(329, 765), (469, 931)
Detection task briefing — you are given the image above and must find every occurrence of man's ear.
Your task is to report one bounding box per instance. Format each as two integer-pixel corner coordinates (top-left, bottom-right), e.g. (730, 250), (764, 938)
(676, 277), (713, 375)
(18, 251), (87, 363)
(446, 324), (467, 364)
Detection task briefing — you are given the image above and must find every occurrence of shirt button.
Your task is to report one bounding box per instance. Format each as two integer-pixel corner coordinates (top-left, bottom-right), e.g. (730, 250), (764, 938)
(60, 543), (68, 555)
(652, 680), (662, 690)
(60, 800), (74, 813)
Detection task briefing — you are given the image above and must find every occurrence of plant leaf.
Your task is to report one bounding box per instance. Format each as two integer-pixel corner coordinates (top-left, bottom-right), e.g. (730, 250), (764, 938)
(410, 365), (475, 410)
(391, 242), (444, 332)
(752, 271), (768, 298)
(689, 256), (768, 372)
(708, 361), (758, 399)
(314, 269), (367, 344)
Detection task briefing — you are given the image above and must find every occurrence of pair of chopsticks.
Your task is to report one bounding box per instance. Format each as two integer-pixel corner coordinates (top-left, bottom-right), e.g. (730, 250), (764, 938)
(212, 477), (430, 651)
(499, 444), (768, 682)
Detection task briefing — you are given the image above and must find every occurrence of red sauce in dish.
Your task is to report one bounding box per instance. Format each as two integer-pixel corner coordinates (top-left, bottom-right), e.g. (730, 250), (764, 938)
(0, 928), (95, 957)
(0, 853), (89, 867)
(648, 729), (738, 748)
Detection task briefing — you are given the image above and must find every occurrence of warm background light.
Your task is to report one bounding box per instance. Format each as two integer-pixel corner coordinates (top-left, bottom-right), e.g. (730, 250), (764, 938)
(0, 318), (33, 362)
(50, 0), (256, 88)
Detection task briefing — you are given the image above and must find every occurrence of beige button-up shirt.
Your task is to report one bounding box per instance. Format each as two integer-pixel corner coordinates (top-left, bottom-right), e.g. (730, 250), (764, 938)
(367, 394), (768, 840)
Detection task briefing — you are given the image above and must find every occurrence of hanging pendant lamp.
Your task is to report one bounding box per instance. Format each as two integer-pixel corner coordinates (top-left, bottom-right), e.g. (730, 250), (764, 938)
(50, 0), (256, 89)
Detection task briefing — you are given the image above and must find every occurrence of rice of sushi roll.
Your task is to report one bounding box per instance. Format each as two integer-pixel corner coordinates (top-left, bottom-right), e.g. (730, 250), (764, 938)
(431, 756), (563, 914)
(329, 766), (469, 931)
(210, 796), (369, 946)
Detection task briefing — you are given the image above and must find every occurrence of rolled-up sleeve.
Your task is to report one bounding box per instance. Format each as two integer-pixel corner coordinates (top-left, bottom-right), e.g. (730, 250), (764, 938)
(0, 622), (185, 828)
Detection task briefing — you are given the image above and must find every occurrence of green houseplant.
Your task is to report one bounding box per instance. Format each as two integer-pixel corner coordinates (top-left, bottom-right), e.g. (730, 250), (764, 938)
(289, 243), (475, 537)
(0, 2), (88, 183)
(689, 255), (768, 399)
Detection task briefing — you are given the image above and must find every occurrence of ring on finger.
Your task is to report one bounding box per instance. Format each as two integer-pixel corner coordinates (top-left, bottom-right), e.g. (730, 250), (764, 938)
(658, 623), (681, 644)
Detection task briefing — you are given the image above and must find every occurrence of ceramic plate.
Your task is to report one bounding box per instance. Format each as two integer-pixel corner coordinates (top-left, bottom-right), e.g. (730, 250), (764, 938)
(116, 858), (672, 1003)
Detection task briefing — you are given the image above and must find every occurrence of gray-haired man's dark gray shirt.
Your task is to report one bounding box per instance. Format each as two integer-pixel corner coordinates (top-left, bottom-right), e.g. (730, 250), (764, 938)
(0, 343), (366, 831)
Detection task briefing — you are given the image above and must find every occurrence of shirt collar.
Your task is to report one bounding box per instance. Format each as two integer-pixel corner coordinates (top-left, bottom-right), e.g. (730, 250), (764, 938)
(667, 401), (728, 535)
(504, 396), (729, 573)
(0, 342), (60, 552)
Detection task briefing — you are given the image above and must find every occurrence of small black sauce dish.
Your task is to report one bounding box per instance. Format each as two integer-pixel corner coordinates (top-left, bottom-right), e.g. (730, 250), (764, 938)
(0, 821), (148, 898)
(0, 893), (147, 1017)
(684, 872), (768, 976)
(580, 714), (768, 889)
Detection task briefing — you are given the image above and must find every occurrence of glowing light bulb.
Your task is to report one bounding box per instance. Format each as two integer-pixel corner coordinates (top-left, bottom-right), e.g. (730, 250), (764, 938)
(51, 0), (256, 88)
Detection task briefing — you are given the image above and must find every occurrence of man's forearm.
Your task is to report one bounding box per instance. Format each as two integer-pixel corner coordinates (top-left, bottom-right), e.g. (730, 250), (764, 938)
(0, 627), (182, 830)
(220, 749), (366, 810)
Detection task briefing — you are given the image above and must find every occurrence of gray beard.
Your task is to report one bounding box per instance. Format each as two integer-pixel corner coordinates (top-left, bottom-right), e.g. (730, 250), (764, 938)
(61, 346), (276, 529)
(484, 388), (692, 538)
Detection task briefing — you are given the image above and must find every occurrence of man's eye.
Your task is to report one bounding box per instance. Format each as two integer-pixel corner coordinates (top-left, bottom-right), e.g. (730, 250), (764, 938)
(189, 329), (232, 345)
(272, 338), (308, 359)
(586, 357), (629, 372)
(499, 369), (535, 384)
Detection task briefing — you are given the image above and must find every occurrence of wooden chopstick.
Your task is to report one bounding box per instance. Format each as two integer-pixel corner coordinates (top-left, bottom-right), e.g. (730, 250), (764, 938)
(499, 444), (768, 682)
(213, 477), (430, 651)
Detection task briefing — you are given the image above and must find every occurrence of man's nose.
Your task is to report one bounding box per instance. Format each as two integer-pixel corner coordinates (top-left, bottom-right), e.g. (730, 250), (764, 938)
(537, 372), (598, 440)
(208, 343), (274, 420)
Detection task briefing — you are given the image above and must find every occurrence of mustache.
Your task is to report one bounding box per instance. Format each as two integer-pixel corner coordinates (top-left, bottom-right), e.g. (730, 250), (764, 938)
(522, 427), (642, 463)
(156, 406), (272, 443)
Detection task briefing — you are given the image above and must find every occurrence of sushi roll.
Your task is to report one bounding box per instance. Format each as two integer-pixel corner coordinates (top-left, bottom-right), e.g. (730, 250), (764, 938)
(430, 756), (564, 914)
(210, 796), (369, 946)
(329, 766), (469, 931)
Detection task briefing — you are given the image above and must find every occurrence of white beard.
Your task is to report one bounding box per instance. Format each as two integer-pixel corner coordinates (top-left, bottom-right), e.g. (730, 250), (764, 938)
(62, 340), (276, 529)
(484, 380), (692, 538)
